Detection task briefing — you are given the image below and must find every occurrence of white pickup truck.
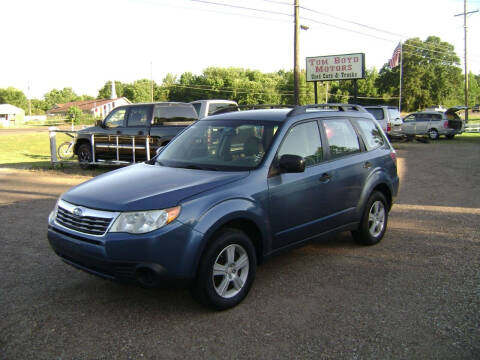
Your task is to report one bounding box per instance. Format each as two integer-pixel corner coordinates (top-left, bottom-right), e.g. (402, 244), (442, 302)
(190, 99), (238, 119)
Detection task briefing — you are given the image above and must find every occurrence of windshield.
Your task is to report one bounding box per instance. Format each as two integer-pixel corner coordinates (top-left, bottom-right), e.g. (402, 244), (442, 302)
(156, 120), (280, 171)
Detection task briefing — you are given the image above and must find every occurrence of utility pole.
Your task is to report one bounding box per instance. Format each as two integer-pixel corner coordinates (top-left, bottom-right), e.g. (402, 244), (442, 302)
(455, 0), (478, 123)
(294, 0), (300, 105)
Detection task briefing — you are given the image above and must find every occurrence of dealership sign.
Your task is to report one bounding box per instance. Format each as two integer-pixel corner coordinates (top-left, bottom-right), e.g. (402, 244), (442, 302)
(306, 53), (365, 82)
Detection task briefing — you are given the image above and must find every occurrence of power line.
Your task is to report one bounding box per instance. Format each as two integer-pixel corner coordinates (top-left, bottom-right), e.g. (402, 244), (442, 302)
(185, 0), (293, 17)
(260, 0), (292, 6)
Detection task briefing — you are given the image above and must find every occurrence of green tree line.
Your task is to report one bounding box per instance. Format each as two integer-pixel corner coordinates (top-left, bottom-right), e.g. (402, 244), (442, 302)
(1, 36), (479, 115)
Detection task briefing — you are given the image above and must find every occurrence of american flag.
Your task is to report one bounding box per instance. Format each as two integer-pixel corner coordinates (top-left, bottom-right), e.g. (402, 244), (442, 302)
(389, 43), (402, 68)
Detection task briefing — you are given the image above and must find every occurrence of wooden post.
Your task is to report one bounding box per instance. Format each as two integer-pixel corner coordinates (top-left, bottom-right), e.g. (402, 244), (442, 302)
(314, 81), (318, 104)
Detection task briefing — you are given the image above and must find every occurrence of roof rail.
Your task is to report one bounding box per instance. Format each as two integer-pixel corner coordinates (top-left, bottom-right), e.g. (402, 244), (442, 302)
(287, 103), (367, 117)
(210, 104), (294, 116)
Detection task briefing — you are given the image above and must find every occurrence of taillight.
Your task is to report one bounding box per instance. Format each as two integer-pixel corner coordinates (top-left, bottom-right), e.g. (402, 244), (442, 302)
(390, 150), (397, 166)
(387, 123), (391, 132)
(443, 120), (449, 129)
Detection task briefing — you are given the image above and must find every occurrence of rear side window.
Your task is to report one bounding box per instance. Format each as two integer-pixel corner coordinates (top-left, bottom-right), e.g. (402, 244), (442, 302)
(432, 114), (442, 121)
(278, 121), (323, 166)
(355, 118), (385, 151)
(208, 103), (235, 116)
(152, 105), (198, 126)
(365, 108), (385, 120)
(127, 106), (151, 127)
(322, 119), (360, 159)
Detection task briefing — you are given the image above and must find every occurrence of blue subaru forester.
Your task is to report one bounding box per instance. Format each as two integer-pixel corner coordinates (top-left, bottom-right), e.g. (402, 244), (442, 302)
(48, 104), (399, 310)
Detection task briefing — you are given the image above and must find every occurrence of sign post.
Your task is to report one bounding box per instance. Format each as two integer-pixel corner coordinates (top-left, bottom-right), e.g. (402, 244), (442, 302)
(306, 53), (365, 104)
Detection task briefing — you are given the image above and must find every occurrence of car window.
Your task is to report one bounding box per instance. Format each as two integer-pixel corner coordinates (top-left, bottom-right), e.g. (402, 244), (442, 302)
(208, 103), (234, 116)
(432, 114), (442, 121)
(277, 121), (323, 167)
(322, 119), (360, 159)
(388, 108), (401, 119)
(404, 114), (415, 122)
(191, 103), (201, 116)
(355, 118), (385, 151)
(157, 120), (279, 170)
(152, 105), (198, 126)
(104, 108), (126, 128)
(365, 108), (385, 120)
(127, 106), (150, 127)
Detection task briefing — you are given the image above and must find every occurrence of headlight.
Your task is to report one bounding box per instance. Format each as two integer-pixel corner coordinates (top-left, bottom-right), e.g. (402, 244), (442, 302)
(109, 206), (181, 234)
(48, 198), (60, 223)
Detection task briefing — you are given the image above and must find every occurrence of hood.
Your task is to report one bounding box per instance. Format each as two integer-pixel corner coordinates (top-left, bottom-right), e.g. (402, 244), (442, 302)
(76, 125), (101, 134)
(62, 163), (248, 211)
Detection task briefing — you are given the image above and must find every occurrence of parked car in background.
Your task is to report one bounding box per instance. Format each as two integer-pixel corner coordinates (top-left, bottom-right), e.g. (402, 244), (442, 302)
(73, 102), (198, 165)
(401, 106), (466, 140)
(364, 106), (403, 137)
(473, 104), (480, 113)
(48, 104), (399, 309)
(190, 99), (238, 119)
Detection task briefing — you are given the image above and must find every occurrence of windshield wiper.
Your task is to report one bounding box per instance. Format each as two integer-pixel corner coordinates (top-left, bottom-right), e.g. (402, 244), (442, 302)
(181, 164), (218, 171)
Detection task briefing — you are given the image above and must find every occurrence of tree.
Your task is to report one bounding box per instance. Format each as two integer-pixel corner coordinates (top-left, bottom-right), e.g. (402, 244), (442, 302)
(0, 87), (28, 110)
(97, 81), (127, 99)
(44, 87), (80, 110)
(66, 106), (83, 124)
(377, 36), (462, 111)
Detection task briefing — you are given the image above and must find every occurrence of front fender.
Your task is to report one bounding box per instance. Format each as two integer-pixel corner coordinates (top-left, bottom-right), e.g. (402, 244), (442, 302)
(191, 198), (271, 271)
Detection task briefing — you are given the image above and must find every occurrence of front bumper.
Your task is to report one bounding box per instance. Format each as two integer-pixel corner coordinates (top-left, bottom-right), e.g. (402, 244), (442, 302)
(47, 219), (204, 285)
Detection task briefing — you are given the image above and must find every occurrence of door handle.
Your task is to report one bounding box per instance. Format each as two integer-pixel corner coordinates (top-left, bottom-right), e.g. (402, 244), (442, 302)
(363, 161), (372, 169)
(319, 173), (332, 183)
(138, 131), (144, 135)
(116, 130), (122, 135)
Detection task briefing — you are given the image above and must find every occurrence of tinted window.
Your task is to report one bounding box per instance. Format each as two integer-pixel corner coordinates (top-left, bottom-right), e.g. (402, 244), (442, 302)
(208, 103), (235, 116)
(152, 105), (198, 126)
(104, 108), (126, 128)
(127, 106), (150, 127)
(278, 121), (323, 166)
(191, 103), (201, 116)
(365, 108), (385, 120)
(432, 114), (442, 120)
(355, 118), (385, 151)
(322, 119), (360, 159)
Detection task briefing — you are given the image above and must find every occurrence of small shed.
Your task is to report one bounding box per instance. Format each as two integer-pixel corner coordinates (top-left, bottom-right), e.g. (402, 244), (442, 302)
(0, 104), (25, 127)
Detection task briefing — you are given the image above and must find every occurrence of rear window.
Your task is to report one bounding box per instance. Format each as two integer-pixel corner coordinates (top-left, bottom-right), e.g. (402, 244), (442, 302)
(388, 108), (401, 119)
(365, 108), (385, 120)
(152, 105), (198, 126)
(355, 118), (385, 151)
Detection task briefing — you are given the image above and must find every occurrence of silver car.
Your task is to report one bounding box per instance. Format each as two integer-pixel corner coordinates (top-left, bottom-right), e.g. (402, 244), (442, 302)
(364, 106), (403, 137)
(402, 107), (466, 140)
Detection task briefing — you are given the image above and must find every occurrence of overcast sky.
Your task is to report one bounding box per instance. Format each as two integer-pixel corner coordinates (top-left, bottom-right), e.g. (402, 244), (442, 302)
(1, 0), (479, 99)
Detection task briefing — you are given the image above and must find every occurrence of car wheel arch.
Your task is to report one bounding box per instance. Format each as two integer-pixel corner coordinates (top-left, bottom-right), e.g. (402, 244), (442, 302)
(357, 174), (393, 218)
(74, 138), (91, 155)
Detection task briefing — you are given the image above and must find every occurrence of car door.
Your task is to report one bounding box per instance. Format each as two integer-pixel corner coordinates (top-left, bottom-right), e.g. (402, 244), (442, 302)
(121, 105), (152, 162)
(268, 120), (334, 250)
(402, 114), (416, 135)
(97, 107), (128, 159)
(318, 117), (367, 225)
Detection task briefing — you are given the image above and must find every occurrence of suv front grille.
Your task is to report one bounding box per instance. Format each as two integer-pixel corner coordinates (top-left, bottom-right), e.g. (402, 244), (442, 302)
(55, 200), (118, 236)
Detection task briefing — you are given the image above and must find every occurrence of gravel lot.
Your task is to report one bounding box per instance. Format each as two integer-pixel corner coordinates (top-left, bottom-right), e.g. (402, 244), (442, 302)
(1, 140), (479, 359)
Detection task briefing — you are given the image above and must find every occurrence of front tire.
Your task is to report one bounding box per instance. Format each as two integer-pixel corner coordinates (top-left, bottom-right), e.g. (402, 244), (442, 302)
(427, 128), (439, 140)
(352, 191), (389, 245)
(192, 228), (256, 310)
(77, 143), (93, 168)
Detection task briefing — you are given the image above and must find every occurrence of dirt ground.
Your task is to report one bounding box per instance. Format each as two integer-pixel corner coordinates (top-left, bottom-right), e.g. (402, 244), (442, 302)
(1, 140), (479, 359)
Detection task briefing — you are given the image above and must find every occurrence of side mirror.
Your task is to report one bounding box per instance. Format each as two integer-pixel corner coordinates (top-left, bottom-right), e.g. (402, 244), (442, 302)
(279, 154), (305, 173)
(95, 120), (103, 127)
(155, 146), (165, 156)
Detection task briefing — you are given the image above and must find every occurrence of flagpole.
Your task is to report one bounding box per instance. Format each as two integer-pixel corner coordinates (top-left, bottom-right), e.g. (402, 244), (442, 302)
(399, 42), (403, 112)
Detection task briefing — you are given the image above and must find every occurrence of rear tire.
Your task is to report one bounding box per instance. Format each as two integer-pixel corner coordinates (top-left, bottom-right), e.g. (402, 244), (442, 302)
(191, 228), (256, 310)
(352, 191), (389, 246)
